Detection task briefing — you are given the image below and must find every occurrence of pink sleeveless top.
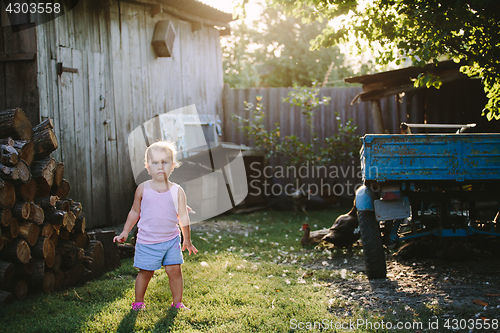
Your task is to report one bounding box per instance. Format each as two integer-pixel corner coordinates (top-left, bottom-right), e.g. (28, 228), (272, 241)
(136, 181), (180, 244)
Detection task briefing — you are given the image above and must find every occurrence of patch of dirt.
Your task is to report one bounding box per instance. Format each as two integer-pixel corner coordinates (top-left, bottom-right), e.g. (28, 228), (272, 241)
(191, 219), (500, 319)
(305, 250), (500, 317)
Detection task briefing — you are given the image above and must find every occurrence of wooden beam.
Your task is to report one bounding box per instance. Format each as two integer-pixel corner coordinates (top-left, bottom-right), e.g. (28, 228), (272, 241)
(345, 60), (463, 85)
(191, 21), (203, 32)
(0, 53), (36, 62)
(370, 100), (385, 134)
(151, 4), (162, 17)
(56, 63), (79, 75)
(219, 28), (231, 36)
(357, 72), (469, 102)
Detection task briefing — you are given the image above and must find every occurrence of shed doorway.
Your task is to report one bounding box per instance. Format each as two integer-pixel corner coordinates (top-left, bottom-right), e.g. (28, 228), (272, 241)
(56, 46), (115, 228)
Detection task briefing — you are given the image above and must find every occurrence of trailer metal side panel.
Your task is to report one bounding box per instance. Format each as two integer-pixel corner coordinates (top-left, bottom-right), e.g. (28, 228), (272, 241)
(361, 134), (500, 182)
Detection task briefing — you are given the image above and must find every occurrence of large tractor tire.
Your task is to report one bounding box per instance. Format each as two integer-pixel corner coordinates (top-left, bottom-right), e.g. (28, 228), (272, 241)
(358, 210), (387, 279)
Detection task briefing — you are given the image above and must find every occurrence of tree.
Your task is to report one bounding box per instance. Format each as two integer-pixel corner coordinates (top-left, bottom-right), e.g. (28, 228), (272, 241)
(222, 1), (363, 88)
(268, 0), (500, 120)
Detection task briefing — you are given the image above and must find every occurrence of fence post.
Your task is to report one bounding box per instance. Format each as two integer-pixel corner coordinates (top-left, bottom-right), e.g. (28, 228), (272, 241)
(370, 100), (386, 134)
(222, 83), (231, 142)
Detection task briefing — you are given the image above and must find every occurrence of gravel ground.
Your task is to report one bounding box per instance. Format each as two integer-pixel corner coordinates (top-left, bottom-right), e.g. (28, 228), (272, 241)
(304, 246), (500, 324)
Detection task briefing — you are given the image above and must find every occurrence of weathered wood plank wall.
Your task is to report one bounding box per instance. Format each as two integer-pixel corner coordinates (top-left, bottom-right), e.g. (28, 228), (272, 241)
(107, 1), (224, 228)
(37, 1), (111, 229)
(35, 0), (225, 228)
(0, 26), (39, 125)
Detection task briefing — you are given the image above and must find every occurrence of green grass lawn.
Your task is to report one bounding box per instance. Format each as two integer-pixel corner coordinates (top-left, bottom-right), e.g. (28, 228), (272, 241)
(0, 208), (438, 332)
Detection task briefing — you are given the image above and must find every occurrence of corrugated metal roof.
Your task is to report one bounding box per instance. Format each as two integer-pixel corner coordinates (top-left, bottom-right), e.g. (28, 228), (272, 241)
(161, 0), (234, 23)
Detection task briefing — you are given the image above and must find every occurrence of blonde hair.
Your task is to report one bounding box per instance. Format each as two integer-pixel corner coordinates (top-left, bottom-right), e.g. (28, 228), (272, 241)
(144, 141), (181, 168)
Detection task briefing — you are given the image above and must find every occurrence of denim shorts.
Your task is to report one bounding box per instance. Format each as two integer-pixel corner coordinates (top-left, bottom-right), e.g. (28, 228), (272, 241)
(134, 235), (184, 271)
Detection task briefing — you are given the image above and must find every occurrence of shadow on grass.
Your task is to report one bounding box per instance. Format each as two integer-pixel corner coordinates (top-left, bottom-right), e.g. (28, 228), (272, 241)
(151, 307), (179, 333)
(0, 268), (138, 333)
(116, 309), (139, 333)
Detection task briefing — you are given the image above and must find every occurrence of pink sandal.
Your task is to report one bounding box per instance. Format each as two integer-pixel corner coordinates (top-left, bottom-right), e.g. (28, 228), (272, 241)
(170, 302), (189, 310)
(131, 302), (145, 310)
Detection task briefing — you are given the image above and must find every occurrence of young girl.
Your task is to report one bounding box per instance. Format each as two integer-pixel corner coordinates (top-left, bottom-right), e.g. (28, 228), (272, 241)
(113, 141), (197, 310)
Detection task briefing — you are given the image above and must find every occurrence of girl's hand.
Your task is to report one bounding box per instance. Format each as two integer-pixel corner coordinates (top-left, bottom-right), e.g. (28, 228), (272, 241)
(182, 240), (198, 255)
(113, 231), (128, 243)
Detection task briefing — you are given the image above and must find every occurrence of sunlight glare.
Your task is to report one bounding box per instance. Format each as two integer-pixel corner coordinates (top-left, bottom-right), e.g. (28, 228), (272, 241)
(197, 0), (234, 13)
(328, 14), (348, 32)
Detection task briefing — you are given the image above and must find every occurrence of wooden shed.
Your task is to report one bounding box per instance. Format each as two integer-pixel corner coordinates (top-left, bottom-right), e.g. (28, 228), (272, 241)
(0, 0), (233, 228)
(345, 61), (499, 134)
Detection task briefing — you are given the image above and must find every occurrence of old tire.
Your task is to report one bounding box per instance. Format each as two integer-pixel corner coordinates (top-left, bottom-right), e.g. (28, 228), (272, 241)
(358, 210), (387, 279)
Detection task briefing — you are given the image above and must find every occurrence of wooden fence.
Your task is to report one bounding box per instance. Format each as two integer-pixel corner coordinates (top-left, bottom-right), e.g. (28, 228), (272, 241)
(222, 85), (402, 197)
(222, 85), (401, 146)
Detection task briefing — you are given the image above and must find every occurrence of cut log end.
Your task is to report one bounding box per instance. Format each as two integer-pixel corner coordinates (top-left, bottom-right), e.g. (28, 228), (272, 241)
(44, 209), (67, 226)
(34, 195), (58, 208)
(32, 118), (54, 133)
(0, 180), (15, 208)
(11, 280), (28, 299)
(0, 208), (12, 227)
(3, 238), (31, 264)
(17, 239), (31, 263)
(0, 108), (33, 141)
(14, 159), (30, 183)
(28, 203), (44, 224)
(33, 129), (58, 160)
(32, 236), (53, 261)
(53, 162), (64, 187)
(51, 179), (70, 199)
(85, 240), (104, 279)
(18, 220), (40, 246)
(14, 140), (34, 166)
(12, 201), (30, 220)
(32, 157), (56, 186)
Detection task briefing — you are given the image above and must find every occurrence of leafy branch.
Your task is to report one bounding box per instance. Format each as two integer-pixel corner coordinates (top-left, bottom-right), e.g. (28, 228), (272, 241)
(270, 0), (500, 120)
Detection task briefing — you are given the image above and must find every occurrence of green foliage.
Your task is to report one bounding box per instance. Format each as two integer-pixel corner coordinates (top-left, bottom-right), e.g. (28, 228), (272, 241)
(269, 0), (500, 120)
(222, 1), (358, 88)
(415, 73), (443, 89)
(232, 99), (281, 162)
(283, 82), (331, 136)
(233, 85), (359, 172)
(320, 117), (359, 165)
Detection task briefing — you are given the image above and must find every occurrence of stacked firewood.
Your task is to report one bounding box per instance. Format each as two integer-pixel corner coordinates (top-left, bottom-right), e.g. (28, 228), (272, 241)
(0, 108), (108, 305)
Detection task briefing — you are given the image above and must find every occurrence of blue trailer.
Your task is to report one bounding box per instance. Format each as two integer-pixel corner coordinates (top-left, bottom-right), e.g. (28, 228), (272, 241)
(355, 133), (500, 279)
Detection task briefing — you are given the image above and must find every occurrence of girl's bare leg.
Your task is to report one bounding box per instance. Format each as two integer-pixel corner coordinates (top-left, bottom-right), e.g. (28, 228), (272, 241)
(135, 269), (155, 302)
(165, 264), (183, 304)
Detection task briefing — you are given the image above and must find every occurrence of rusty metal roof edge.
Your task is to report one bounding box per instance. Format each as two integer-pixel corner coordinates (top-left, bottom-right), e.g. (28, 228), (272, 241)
(344, 60), (462, 85)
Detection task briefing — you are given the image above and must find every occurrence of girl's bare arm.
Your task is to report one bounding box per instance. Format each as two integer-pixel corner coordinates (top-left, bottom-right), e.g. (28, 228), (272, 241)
(178, 187), (198, 255)
(113, 184), (144, 243)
